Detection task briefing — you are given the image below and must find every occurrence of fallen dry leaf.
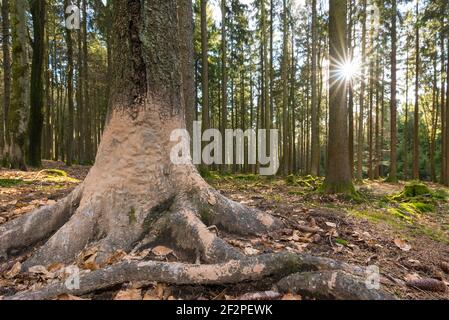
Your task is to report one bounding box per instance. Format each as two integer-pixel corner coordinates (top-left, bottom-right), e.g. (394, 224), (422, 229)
(105, 250), (127, 265)
(5, 262), (22, 279)
(152, 246), (173, 256)
(281, 293), (302, 300)
(394, 239), (411, 252)
(243, 247), (260, 255)
(114, 288), (142, 300)
(325, 222), (337, 228)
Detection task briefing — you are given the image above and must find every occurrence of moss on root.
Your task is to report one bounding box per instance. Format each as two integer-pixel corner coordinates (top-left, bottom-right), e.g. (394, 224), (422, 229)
(321, 181), (357, 197)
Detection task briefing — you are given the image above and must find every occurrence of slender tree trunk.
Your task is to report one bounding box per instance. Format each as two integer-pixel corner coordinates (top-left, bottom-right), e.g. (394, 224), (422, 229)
(357, 0), (367, 180)
(347, 0), (354, 178)
(1, 0), (11, 158)
(388, 0), (398, 182)
(445, 37), (449, 185)
(6, 0), (29, 170)
(404, 47), (410, 180)
(412, 0), (420, 180)
(82, 0), (92, 164)
(220, 0), (228, 173)
(200, 0), (210, 168)
(28, 0), (46, 167)
(310, 0), (320, 176)
(64, 0), (75, 166)
(178, 0), (195, 142)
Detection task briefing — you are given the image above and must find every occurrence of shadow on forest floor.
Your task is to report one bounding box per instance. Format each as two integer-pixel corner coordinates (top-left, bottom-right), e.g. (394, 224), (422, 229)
(1, 162), (449, 300)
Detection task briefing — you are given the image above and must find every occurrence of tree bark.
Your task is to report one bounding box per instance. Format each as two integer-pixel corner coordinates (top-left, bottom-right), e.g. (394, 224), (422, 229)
(6, 0), (29, 170)
(1, 0), (11, 157)
(28, 0), (46, 168)
(64, 0), (74, 166)
(388, 0), (398, 182)
(324, 0), (354, 194)
(310, 0), (320, 177)
(412, 0), (420, 180)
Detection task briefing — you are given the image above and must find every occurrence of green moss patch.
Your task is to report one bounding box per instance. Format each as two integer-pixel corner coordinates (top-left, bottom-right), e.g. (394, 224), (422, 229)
(0, 178), (25, 188)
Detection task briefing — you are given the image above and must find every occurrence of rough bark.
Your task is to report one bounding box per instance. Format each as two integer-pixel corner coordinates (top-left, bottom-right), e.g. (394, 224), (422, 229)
(6, 0), (29, 170)
(324, 0), (354, 194)
(1, 0), (11, 156)
(178, 0), (195, 141)
(412, 1), (420, 180)
(28, 0), (46, 167)
(64, 0), (74, 166)
(388, 0), (398, 182)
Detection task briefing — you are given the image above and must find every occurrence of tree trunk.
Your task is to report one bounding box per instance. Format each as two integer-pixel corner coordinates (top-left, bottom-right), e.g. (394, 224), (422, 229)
(200, 0), (210, 143)
(412, 0), (420, 180)
(27, 0), (46, 168)
(388, 0), (398, 182)
(324, 0), (354, 194)
(220, 0), (228, 173)
(310, 0), (320, 176)
(357, 0), (367, 180)
(1, 0), (11, 157)
(178, 0), (195, 142)
(6, 0), (29, 170)
(64, 0), (74, 166)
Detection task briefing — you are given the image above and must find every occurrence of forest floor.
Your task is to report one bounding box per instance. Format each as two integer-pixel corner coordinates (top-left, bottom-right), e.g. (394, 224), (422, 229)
(1, 161), (449, 300)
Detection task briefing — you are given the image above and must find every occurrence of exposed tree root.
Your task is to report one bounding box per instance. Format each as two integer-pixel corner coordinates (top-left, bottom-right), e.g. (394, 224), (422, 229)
(194, 188), (283, 236)
(5, 252), (393, 300)
(0, 185), (83, 261)
(276, 271), (396, 300)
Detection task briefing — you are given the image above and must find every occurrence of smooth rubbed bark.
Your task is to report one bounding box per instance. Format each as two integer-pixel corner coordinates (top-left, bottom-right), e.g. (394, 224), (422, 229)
(324, 0), (354, 194)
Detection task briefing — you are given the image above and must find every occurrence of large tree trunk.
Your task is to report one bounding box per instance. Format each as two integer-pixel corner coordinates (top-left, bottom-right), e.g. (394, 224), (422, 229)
(5, 0), (29, 170)
(324, 0), (354, 194)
